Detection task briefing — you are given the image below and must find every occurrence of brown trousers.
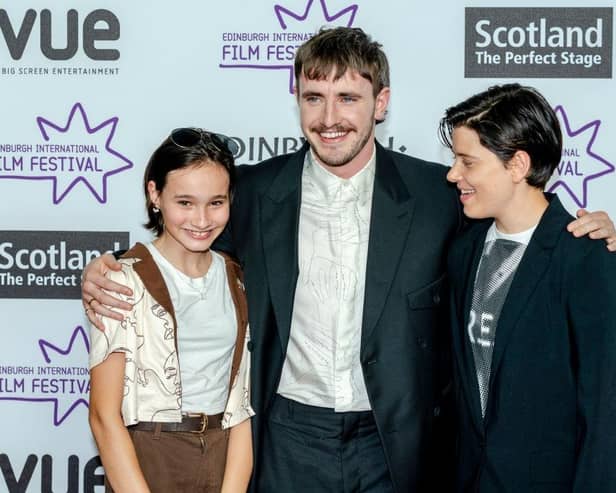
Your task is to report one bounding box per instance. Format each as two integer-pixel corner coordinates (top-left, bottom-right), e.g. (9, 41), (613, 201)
(105, 426), (229, 492)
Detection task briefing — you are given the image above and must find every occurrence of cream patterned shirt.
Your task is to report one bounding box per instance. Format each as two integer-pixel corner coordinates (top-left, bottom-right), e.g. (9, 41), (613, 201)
(89, 244), (253, 429)
(278, 150), (376, 411)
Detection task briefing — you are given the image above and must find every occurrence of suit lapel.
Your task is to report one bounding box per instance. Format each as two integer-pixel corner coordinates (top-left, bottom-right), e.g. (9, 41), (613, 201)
(361, 144), (415, 348)
(486, 198), (567, 401)
(260, 146), (306, 353)
(454, 222), (491, 430)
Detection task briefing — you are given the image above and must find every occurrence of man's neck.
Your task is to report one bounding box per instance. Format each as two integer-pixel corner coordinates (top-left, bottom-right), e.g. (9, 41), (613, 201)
(309, 141), (376, 180)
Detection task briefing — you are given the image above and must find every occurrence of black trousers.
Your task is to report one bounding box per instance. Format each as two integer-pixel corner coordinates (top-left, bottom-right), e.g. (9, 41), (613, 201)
(258, 395), (395, 493)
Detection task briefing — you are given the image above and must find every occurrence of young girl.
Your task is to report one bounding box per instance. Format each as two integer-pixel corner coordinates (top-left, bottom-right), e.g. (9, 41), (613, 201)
(440, 84), (616, 492)
(88, 128), (253, 493)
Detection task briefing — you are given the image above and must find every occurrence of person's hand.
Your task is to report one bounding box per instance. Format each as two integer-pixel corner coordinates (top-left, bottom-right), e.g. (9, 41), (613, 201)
(82, 253), (133, 331)
(568, 209), (616, 252)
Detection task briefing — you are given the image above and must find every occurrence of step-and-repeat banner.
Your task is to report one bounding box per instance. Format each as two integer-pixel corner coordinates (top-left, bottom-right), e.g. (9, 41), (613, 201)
(1, 1), (613, 491)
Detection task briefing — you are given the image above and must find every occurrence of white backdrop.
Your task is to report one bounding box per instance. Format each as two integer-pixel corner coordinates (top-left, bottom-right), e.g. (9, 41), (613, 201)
(0, 1), (614, 491)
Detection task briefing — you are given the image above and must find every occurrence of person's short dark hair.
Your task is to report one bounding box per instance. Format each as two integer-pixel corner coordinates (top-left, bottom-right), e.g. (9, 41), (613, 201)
(143, 132), (236, 236)
(294, 26), (390, 101)
(438, 83), (562, 189)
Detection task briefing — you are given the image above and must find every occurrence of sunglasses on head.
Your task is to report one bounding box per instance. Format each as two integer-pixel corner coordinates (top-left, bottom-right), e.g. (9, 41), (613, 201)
(169, 127), (239, 156)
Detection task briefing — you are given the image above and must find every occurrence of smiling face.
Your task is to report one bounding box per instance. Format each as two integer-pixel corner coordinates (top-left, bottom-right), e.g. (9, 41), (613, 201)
(148, 160), (230, 263)
(297, 69), (389, 178)
(447, 126), (517, 222)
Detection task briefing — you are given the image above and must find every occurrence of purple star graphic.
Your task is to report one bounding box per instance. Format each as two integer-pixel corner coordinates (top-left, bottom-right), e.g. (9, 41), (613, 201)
(219, 0), (358, 93)
(39, 324), (91, 363)
(33, 102), (133, 204)
(0, 325), (90, 426)
(274, 0), (358, 29)
(547, 105), (615, 208)
(0, 103), (132, 204)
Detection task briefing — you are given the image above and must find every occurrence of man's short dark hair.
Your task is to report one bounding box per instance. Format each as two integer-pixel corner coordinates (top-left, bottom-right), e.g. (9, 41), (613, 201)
(439, 83), (562, 189)
(294, 26), (390, 99)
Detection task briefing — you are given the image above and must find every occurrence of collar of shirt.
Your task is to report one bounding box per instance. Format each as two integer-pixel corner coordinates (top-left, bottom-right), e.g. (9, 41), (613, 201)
(305, 147), (377, 205)
(486, 221), (538, 246)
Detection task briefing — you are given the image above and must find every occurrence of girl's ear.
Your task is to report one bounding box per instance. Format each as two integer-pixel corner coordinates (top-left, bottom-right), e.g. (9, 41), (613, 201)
(147, 180), (160, 208)
(508, 150), (532, 184)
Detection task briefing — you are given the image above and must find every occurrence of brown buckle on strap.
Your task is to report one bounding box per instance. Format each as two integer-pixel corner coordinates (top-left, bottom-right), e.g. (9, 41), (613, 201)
(184, 412), (208, 434)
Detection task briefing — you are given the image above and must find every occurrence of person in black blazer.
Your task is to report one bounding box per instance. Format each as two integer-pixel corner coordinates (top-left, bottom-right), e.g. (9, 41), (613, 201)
(440, 83), (616, 492)
(222, 28), (462, 492)
(81, 34), (616, 492)
(229, 140), (462, 492)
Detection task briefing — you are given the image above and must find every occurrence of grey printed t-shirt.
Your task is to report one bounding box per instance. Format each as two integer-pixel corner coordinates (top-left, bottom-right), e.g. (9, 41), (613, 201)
(467, 222), (535, 417)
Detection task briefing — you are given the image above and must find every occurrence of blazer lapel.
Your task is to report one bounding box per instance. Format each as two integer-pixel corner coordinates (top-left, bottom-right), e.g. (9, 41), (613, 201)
(454, 222), (491, 430)
(260, 146), (306, 353)
(486, 196), (568, 417)
(361, 143), (415, 348)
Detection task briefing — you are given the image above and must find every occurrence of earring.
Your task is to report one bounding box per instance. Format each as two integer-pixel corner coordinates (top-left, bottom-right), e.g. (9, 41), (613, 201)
(153, 206), (160, 213)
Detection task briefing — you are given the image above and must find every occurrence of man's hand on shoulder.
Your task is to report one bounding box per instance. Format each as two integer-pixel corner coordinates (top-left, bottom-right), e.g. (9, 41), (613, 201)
(568, 209), (616, 252)
(82, 253), (133, 331)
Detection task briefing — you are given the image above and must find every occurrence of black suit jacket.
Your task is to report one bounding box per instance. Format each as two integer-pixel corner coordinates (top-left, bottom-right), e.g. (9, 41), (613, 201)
(448, 195), (616, 493)
(220, 141), (462, 492)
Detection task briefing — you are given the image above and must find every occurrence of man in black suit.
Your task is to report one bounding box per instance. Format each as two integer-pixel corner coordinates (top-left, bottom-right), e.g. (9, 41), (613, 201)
(82, 29), (615, 492)
(441, 84), (616, 492)
(226, 28), (462, 493)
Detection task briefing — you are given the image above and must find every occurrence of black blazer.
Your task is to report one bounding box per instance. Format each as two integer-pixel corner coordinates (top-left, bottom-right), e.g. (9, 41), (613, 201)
(448, 195), (616, 493)
(220, 141), (462, 492)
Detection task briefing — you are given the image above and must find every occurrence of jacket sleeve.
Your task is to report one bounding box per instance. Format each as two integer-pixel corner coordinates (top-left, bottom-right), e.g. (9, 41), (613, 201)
(569, 240), (616, 491)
